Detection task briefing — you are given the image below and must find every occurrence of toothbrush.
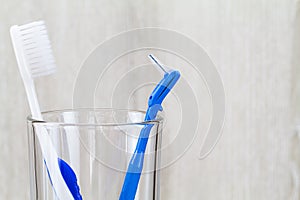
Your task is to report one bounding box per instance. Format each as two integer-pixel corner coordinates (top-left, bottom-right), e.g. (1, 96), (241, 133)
(119, 54), (180, 200)
(10, 21), (82, 200)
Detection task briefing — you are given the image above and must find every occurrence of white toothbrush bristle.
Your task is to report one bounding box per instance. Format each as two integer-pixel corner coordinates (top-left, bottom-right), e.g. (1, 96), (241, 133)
(18, 21), (56, 78)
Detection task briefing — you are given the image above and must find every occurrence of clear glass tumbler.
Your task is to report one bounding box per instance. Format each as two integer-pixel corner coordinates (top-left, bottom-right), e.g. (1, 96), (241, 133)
(27, 108), (163, 200)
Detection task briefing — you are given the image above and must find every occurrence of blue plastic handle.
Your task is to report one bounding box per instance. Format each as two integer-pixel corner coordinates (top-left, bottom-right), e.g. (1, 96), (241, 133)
(119, 69), (180, 200)
(44, 158), (82, 200)
(59, 158), (82, 200)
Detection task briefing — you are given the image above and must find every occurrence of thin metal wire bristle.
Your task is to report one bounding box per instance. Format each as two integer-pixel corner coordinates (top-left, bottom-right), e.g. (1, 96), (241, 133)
(148, 54), (168, 74)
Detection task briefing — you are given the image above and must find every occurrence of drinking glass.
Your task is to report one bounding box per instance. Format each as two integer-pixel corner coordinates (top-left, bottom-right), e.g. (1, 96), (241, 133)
(27, 108), (163, 200)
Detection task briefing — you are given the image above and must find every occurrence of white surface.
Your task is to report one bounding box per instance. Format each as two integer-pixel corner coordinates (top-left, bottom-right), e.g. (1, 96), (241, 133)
(0, 0), (299, 199)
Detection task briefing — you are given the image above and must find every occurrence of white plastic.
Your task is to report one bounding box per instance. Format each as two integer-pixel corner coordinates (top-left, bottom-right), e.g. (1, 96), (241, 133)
(10, 21), (73, 200)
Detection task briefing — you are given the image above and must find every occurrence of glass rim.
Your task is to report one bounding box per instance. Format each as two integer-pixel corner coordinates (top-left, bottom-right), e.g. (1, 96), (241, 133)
(27, 108), (164, 127)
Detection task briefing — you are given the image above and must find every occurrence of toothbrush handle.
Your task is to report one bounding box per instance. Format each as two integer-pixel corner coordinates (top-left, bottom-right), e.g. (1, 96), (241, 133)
(119, 152), (144, 200)
(35, 125), (74, 199)
(119, 125), (152, 200)
(119, 105), (162, 200)
(59, 159), (82, 200)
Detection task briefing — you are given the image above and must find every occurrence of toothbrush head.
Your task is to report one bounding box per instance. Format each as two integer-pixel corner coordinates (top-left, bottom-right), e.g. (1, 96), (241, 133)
(10, 21), (56, 78)
(148, 54), (180, 107)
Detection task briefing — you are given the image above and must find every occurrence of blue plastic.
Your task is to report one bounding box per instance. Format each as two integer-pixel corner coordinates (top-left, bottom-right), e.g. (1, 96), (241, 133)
(59, 158), (82, 200)
(43, 158), (82, 200)
(119, 56), (180, 200)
